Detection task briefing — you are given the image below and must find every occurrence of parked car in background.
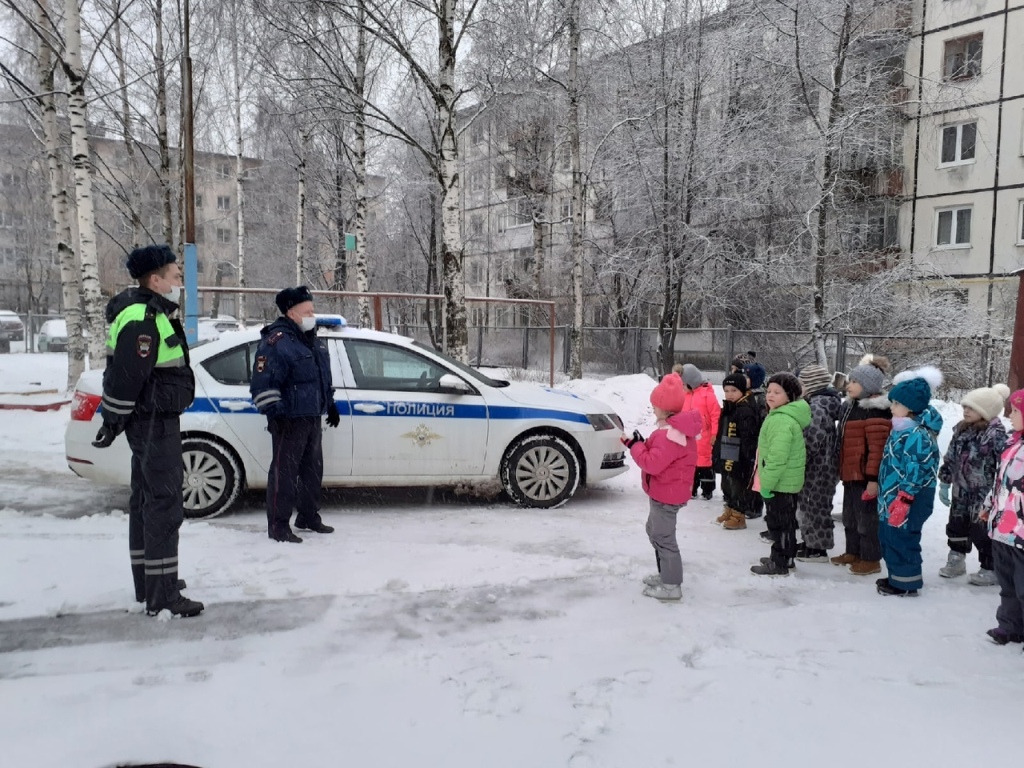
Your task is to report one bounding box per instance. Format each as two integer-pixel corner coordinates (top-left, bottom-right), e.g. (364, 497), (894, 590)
(0, 310), (25, 341)
(65, 324), (627, 519)
(36, 318), (68, 352)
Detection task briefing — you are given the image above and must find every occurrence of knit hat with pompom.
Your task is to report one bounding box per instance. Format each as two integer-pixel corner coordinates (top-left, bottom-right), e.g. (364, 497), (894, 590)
(961, 384), (1010, 421)
(847, 354), (889, 397)
(650, 373), (687, 413)
(889, 366), (943, 414)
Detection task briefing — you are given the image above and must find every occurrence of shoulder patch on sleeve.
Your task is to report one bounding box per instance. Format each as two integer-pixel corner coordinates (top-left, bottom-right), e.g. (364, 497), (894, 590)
(267, 331), (284, 346)
(255, 354), (268, 373)
(136, 334), (153, 358)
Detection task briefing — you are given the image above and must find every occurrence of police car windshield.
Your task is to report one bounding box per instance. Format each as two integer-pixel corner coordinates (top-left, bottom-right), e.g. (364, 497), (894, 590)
(411, 341), (509, 388)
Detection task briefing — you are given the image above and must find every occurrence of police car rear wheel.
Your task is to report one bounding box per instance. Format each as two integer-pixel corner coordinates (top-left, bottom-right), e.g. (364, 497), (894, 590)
(501, 434), (580, 508)
(181, 437), (243, 520)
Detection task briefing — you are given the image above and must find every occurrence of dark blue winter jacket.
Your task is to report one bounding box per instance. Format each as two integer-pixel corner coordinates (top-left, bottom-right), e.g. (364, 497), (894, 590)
(249, 317), (332, 419)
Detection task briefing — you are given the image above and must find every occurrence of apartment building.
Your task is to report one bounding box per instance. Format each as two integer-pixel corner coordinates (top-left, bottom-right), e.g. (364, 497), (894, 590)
(902, 0), (1024, 329)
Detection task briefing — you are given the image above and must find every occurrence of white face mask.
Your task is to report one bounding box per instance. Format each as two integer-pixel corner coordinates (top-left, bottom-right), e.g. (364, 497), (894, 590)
(161, 285), (182, 305)
(299, 316), (316, 332)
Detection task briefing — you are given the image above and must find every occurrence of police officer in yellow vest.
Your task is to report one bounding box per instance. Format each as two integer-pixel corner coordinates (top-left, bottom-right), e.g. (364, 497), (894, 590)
(92, 244), (204, 618)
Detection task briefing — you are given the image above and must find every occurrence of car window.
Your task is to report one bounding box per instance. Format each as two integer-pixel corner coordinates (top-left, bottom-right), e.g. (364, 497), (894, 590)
(202, 341), (259, 385)
(344, 340), (452, 391)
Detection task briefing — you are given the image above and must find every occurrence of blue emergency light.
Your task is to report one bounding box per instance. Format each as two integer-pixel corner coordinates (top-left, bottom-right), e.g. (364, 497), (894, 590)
(314, 314), (347, 329)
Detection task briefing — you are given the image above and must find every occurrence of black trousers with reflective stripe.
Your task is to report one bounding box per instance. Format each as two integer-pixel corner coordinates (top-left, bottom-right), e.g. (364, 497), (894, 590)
(126, 415), (184, 610)
(267, 416), (324, 533)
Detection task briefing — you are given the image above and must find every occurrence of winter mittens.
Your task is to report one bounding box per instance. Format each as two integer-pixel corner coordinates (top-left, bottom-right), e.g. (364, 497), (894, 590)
(997, 509), (1021, 536)
(887, 491), (914, 528)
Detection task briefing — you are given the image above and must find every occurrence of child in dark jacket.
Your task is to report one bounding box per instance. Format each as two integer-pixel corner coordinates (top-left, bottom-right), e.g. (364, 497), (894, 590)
(624, 374), (702, 602)
(713, 371), (762, 530)
(937, 384), (1009, 585)
(834, 354), (892, 576)
(981, 389), (1024, 645)
(795, 364), (842, 562)
(876, 366), (943, 596)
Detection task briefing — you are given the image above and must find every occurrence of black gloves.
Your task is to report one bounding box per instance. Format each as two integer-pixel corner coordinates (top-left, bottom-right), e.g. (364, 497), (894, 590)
(621, 429), (645, 448)
(92, 422), (122, 448)
(326, 401), (341, 428)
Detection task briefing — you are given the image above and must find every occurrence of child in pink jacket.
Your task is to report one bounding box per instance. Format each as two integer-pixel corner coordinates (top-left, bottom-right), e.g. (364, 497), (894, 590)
(680, 364), (722, 500)
(624, 374), (703, 601)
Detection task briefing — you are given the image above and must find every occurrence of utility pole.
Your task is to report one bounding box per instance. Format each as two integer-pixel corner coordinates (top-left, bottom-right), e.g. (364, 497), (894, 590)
(182, 0), (198, 344)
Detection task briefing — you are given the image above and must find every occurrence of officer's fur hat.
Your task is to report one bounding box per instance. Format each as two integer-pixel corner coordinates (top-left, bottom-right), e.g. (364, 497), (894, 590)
(275, 285), (314, 314)
(126, 244), (176, 279)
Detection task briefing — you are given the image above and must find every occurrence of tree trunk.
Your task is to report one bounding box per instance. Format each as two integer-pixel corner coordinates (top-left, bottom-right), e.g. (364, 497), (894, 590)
(153, 0), (173, 245)
(353, 1), (371, 329)
(810, 1), (853, 368)
(231, 3), (247, 321)
(295, 131), (308, 285)
(437, 0), (467, 360)
(566, 0), (584, 379)
(112, 3), (141, 246)
(64, 0), (106, 367)
(38, 0), (83, 387)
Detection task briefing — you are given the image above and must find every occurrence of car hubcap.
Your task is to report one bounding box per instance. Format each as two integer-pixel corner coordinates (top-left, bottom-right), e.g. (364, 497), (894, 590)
(516, 446), (570, 501)
(182, 450), (228, 510)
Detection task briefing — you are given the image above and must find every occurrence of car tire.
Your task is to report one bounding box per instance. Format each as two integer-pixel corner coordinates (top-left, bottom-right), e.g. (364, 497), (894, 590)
(181, 436), (243, 520)
(500, 433), (581, 509)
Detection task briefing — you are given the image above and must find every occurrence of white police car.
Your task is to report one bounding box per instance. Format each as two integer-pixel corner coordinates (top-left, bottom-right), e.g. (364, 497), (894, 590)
(65, 321), (627, 519)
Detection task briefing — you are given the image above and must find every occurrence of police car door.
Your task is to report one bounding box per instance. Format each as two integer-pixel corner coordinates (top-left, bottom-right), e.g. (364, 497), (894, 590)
(339, 339), (488, 477)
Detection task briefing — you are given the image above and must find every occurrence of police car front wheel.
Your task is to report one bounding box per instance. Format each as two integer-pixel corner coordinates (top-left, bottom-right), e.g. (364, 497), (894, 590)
(500, 434), (581, 509)
(181, 437), (244, 520)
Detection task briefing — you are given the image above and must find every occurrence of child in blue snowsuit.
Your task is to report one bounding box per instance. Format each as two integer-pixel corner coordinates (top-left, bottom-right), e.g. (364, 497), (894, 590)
(876, 366), (943, 596)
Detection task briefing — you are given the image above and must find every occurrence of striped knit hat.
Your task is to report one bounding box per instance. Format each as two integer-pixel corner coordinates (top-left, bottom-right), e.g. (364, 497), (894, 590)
(799, 364), (832, 397)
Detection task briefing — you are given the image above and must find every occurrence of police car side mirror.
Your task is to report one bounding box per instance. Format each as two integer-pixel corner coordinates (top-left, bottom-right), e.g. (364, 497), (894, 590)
(437, 374), (471, 393)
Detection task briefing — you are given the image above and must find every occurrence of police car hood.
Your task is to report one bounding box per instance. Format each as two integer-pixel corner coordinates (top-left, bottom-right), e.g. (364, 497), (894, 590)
(495, 381), (614, 414)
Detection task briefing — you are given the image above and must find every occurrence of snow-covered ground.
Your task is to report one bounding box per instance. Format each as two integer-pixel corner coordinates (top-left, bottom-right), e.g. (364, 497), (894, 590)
(0, 354), (1018, 768)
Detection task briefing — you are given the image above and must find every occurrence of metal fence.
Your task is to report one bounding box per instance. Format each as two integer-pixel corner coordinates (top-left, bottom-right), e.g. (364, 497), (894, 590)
(4, 302), (1010, 394)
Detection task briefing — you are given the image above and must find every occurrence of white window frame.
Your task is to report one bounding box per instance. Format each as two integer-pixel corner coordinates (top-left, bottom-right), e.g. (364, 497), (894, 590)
(938, 121), (977, 167)
(943, 34), (983, 81)
(217, 195), (231, 211)
(934, 205), (973, 249)
(1018, 200), (1024, 246)
(216, 227), (232, 244)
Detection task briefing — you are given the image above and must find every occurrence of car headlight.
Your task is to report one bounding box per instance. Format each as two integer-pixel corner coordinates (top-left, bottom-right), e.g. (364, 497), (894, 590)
(587, 413), (621, 431)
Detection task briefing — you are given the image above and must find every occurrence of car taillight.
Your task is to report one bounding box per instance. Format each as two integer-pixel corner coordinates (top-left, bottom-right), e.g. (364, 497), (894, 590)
(71, 391), (102, 421)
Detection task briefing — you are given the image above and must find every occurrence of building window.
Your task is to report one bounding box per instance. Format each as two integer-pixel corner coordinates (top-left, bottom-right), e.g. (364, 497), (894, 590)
(1, 246), (15, 264)
(470, 214), (484, 237)
(216, 162), (231, 179)
(195, 193), (203, 209)
(217, 195), (231, 211)
(935, 206), (972, 247)
(504, 197), (532, 229)
(469, 122), (485, 147)
(558, 144), (571, 172)
(940, 121), (976, 165)
(1, 172), (20, 188)
(943, 35), (982, 81)
(216, 227), (232, 244)
(560, 197), (573, 219)
(469, 171), (485, 192)
(1018, 200), (1024, 245)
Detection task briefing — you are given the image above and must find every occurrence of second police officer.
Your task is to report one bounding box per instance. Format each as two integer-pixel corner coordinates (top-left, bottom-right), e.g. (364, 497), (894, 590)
(250, 286), (341, 543)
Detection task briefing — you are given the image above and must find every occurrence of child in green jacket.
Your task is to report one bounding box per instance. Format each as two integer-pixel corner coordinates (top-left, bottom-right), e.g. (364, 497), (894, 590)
(751, 372), (812, 576)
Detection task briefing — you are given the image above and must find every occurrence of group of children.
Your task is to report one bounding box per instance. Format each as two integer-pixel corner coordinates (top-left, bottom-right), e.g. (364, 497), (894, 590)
(624, 353), (1024, 651)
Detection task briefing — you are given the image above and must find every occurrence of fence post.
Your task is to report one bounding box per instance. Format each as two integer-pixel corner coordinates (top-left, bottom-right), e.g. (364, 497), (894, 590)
(522, 324), (529, 370)
(633, 327), (641, 374)
(562, 325), (570, 373)
(476, 323), (484, 367)
(834, 331), (846, 376)
(372, 295), (383, 331)
(724, 326), (734, 373)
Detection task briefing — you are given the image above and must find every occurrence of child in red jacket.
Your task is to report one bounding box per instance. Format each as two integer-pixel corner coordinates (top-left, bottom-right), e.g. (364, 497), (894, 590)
(624, 374), (703, 601)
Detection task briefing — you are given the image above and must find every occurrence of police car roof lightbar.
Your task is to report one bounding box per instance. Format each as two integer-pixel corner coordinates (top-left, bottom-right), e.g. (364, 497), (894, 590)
(314, 314), (347, 329)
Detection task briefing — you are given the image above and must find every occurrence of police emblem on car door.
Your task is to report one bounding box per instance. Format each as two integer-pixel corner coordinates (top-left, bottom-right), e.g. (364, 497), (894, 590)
(339, 339), (487, 476)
